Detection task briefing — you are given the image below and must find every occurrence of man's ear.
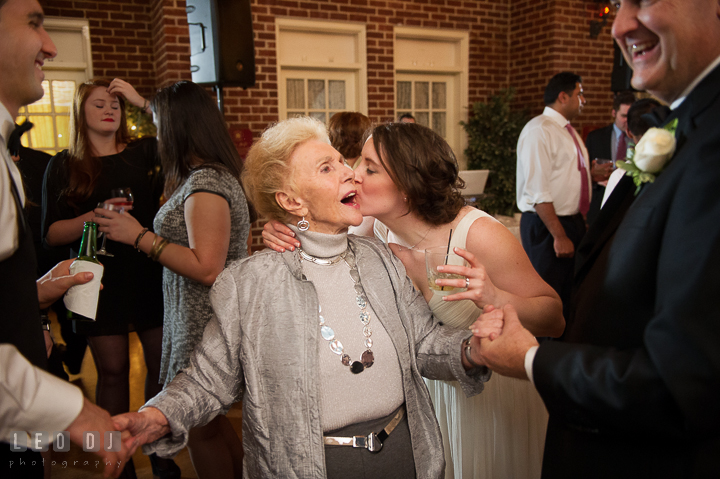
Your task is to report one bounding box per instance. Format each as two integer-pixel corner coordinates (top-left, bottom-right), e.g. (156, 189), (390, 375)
(557, 90), (569, 105)
(276, 190), (308, 218)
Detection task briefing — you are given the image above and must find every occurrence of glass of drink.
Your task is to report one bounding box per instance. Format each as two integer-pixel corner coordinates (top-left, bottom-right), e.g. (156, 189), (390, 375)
(110, 187), (134, 208)
(425, 245), (468, 292)
(95, 202), (125, 257)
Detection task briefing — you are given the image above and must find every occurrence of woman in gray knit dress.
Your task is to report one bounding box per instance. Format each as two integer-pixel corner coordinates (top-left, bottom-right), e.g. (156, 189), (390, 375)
(97, 81), (250, 478)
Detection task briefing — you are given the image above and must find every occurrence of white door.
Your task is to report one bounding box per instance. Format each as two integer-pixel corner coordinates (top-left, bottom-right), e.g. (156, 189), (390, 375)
(280, 70), (357, 125)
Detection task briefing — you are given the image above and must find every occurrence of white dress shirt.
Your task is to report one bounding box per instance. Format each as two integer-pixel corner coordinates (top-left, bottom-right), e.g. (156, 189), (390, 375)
(0, 344), (84, 448)
(0, 102), (26, 261)
(611, 124), (624, 163)
(516, 106), (590, 216)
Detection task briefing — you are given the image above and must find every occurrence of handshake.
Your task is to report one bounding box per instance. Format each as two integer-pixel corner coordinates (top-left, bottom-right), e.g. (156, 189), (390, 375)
(468, 304), (541, 380)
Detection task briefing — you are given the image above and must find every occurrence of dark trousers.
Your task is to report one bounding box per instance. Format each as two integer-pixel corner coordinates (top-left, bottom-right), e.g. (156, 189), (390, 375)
(324, 406), (416, 479)
(520, 212), (586, 321)
(0, 445), (44, 479)
(586, 183), (606, 227)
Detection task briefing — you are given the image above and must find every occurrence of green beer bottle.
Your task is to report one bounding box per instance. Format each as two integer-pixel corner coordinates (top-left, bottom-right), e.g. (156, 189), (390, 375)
(77, 221), (102, 264)
(66, 222), (103, 321)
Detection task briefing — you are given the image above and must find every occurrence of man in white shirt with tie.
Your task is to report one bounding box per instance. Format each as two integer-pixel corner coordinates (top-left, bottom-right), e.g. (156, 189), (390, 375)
(516, 72), (591, 320)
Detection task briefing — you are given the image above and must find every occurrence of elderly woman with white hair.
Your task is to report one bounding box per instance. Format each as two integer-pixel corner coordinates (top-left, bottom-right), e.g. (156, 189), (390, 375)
(113, 117), (496, 479)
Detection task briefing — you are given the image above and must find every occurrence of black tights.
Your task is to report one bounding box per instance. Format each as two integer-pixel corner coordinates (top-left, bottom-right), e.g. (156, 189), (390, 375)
(86, 327), (164, 416)
(87, 328), (164, 479)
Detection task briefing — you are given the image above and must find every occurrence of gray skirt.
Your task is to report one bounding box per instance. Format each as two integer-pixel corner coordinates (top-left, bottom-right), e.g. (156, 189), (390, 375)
(324, 405), (416, 479)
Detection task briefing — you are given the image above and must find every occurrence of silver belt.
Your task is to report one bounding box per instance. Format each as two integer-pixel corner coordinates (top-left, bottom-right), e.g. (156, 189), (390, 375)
(323, 406), (405, 453)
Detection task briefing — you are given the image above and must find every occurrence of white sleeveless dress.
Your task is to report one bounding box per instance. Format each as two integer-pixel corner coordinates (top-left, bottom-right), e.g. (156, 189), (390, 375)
(376, 209), (548, 479)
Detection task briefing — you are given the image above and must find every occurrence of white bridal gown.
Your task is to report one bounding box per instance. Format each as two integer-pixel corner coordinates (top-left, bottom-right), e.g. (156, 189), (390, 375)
(379, 209), (548, 479)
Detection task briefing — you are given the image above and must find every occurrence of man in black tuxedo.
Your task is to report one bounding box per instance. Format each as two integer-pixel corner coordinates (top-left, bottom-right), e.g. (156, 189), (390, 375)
(475, 1), (720, 477)
(584, 90), (635, 226)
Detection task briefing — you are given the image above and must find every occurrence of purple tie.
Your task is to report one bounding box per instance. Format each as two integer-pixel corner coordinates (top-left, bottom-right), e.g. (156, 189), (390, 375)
(616, 132), (627, 163)
(565, 123), (590, 216)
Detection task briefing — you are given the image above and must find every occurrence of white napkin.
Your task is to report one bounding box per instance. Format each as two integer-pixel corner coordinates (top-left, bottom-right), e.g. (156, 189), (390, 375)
(63, 260), (104, 320)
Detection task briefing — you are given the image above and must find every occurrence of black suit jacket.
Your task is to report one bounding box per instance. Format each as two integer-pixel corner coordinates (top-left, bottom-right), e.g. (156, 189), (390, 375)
(584, 123), (614, 162)
(533, 63), (720, 478)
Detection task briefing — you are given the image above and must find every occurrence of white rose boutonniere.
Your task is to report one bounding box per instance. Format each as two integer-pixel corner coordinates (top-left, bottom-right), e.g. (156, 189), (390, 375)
(617, 118), (678, 194)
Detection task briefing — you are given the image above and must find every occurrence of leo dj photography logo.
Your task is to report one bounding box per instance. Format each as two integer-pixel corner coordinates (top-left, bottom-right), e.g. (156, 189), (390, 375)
(9, 431), (121, 452)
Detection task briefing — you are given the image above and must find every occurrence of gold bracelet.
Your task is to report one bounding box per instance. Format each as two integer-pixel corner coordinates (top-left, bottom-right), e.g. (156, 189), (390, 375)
(147, 234), (159, 259)
(149, 237), (169, 262)
(152, 238), (170, 262)
(134, 227), (149, 250)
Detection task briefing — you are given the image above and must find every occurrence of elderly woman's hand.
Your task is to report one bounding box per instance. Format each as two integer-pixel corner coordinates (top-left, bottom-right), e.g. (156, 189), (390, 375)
(113, 407), (171, 452)
(93, 207), (145, 246)
(262, 219), (300, 252)
(436, 247), (500, 310)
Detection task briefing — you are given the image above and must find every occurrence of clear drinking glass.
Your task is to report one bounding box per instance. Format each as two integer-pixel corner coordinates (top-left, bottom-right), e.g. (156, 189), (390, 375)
(95, 188), (133, 257)
(110, 187), (134, 209)
(95, 202), (124, 257)
(425, 245), (468, 292)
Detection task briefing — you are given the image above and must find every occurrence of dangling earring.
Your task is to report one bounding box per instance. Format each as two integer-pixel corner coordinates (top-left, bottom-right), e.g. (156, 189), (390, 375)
(297, 216), (309, 231)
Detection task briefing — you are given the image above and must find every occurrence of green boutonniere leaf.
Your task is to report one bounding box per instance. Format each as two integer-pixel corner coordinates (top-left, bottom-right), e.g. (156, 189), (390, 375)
(664, 118), (678, 136)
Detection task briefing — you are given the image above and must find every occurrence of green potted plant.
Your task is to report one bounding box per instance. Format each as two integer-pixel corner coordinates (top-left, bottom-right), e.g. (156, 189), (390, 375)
(461, 88), (529, 217)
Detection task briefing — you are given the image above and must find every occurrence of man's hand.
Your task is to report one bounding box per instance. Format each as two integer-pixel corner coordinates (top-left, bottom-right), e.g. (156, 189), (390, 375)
(534, 203), (574, 258)
(553, 234), (575, 258)
(67, 398), (136, 478)
(37, 259), (96, 309)
(474, 304), (539, 380)
(591, 159), (613, 183)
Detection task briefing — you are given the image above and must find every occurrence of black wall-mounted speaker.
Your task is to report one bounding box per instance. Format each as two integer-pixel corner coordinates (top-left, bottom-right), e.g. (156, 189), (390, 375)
(611, 40), (634, 93)
(186, 0), (255, 89)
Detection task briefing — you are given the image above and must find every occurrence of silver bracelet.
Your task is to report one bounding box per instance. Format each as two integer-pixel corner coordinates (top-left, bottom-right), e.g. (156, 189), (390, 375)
(463, 337), (482, 369)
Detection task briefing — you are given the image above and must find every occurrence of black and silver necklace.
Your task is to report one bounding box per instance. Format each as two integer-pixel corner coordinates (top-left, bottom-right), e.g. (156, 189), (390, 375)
(299, 246), (374, 374)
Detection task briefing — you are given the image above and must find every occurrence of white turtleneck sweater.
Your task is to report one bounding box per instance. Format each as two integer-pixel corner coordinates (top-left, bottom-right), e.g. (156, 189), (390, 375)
(293, 226), (404, 432)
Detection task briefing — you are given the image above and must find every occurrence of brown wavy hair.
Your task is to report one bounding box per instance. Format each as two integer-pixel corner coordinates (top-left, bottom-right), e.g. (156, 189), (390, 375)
(64, 79), (132, 211)
(367, 122), (465, 226)
(328, 112), (371, 162)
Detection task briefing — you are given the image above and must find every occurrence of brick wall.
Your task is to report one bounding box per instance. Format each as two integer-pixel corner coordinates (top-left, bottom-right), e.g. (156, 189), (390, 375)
(41, 0), (621, 250)
(509, 0), (618, 134)
(43, 0), (157, 99)
(150, 0), (192, 88)
(232, 0), (511, 130)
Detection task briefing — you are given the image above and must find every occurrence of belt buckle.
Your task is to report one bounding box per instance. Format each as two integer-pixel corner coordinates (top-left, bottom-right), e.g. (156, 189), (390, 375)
(352, 432), (383, 453)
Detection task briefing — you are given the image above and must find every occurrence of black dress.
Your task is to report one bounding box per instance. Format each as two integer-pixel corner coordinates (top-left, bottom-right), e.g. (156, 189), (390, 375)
(41, 137), (164, 336)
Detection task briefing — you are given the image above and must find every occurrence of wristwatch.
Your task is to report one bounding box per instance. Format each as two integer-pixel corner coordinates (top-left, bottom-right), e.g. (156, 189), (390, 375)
(40, 310), (51, 331)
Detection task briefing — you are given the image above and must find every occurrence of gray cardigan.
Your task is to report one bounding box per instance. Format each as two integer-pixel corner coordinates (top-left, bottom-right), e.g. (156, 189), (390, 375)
(144, 234), (489, 478)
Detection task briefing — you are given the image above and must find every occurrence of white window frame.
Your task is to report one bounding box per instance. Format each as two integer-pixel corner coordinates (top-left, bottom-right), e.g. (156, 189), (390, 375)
(394, 27), (469, 168)
(43, 17), (94, 79)
(18, 17), (93, 154)
(275, 18), (367, 120)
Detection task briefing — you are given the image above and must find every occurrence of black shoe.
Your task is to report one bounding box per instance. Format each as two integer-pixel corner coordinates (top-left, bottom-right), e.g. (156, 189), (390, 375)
(149, 453), (182, 479)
